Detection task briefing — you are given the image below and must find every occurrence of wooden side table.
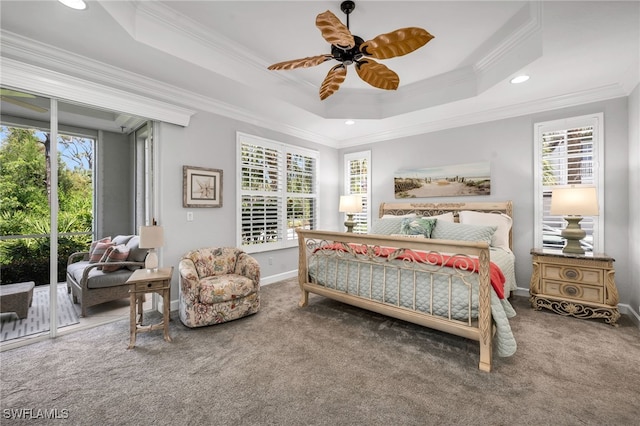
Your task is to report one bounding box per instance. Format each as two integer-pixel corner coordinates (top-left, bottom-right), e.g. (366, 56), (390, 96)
(529, 248), (620, 325)
(126, 267), (173, 348)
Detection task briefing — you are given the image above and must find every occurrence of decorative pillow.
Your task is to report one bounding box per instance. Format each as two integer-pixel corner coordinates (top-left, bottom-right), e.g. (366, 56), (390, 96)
(428, 212), (455, 222)
(431, 220), (497, 244)
(459, 210), (513, 252)
(89, 241), (115, 263)
(89, 237), (111, 256)
(371, 216), (409, 235)
(400, 217), (437, 238)
(99, 244), (131, 272)
(125, 236), (147, 264)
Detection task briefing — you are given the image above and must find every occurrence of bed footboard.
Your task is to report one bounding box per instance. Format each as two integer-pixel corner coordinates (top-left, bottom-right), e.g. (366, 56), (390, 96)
(295, 229), (495, 372)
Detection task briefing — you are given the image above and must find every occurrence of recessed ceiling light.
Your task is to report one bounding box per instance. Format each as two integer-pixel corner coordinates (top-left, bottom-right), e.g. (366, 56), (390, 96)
(510, 75), (530, 84)
(345, 120), (355, 126)
(58, 0), (87, 10)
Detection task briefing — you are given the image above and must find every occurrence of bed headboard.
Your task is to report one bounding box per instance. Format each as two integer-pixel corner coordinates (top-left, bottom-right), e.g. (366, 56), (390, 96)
(378, 201), (513, 249)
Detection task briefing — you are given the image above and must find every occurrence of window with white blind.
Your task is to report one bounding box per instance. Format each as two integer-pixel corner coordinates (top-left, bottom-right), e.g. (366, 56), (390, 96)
(533, 113), (604, 252)
(344, 151), (371, 233)
(237, 133), (318, 253)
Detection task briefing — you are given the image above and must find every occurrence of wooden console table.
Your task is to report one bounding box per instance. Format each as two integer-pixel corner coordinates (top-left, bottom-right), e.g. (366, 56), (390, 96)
(529, 248), (620, 325)
(126, 267), (173, 348)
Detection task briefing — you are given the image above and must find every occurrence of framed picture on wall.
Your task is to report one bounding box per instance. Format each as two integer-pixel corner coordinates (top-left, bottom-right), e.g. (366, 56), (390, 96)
(183, 166), (223, 208)
(394, 162), (491, 198)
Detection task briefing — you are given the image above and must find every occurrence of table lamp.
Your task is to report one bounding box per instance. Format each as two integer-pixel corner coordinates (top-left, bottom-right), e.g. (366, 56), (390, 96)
(139, 225), (164, 272)
(550, 186), (598, 254)
(339, 195), (363, 233)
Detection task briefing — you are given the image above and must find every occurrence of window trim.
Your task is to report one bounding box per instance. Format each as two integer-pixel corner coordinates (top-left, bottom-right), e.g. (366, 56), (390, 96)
(343, 151), (371, 233)
(533, 113), (604, 252)
(236, 132), (319, 253)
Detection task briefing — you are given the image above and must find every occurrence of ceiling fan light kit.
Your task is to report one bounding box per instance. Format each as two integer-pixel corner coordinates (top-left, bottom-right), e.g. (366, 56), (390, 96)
(268, 1), (434, 100)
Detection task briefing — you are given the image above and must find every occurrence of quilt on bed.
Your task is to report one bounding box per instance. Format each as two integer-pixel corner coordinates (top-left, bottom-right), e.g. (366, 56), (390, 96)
(307, 246), (517, 357)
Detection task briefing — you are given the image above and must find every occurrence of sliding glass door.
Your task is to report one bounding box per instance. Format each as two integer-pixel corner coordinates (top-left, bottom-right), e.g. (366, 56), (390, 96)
(1, 87), (152, 343)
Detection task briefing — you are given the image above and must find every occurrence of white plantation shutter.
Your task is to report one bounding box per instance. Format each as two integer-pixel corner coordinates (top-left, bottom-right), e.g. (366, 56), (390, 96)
(534, 114), (604, 252)
(237, 133), (317, 252)
(286, 150), (316, 240)
(344, 151), (371, 233)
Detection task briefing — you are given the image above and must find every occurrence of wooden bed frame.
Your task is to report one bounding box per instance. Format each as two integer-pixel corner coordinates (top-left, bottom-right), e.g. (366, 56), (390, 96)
(296, 201), (513, 372)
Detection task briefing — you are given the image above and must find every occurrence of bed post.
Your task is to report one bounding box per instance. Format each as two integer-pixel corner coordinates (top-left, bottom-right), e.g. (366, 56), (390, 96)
(295, 229), (309, 307)
(477, 246), (493, 372)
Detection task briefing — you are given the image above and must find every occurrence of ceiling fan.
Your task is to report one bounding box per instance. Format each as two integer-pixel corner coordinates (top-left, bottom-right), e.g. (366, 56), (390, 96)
(0, 88), (48, 113)
(267, 1), (434, 100)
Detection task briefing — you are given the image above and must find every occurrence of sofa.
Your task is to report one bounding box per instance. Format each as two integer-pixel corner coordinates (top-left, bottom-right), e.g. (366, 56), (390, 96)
(66, 235), (148, 317)
(178, 247), (260, 328)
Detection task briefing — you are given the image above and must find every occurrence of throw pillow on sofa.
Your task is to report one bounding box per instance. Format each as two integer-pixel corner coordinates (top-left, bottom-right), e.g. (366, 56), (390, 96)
(89, 240), (114, 263)
(100, 244), (131, 272)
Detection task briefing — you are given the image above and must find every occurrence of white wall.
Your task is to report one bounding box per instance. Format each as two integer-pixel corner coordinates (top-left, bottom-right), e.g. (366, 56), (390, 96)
(97, 130), (133, 238)
(156, 110), (340, 300)
(628, 83), (640, 316)
(339, 97), (633, 312)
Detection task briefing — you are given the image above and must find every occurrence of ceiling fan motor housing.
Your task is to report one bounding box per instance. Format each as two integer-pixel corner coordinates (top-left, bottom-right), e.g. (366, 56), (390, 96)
(331, 35), (365, 65)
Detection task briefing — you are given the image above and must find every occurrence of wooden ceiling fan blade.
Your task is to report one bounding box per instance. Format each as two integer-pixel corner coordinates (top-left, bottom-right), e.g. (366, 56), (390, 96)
(1, 96), (48, 113)
(355, 59), (399, 90)
(361, 27), (434, 60)
(319, 65), (347, 100)
(268, 54), (333, 70)
(316, 10), (355, 49)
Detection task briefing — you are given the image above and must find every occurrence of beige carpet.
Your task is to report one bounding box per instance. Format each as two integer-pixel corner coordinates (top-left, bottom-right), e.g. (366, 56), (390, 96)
(0, 284), (79, 342)
(1, 278), (638, 425)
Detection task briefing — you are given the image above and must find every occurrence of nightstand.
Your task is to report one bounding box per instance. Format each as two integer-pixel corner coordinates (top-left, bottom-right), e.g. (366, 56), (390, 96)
(126, 267), (173, 348)
(529, 249), (620, 325)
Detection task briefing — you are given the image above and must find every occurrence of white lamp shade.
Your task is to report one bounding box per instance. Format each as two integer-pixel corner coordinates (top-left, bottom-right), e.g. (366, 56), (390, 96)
(339, 195), (363, 213)
(139, 225), (164, 248)
(550, 186), (599, 216)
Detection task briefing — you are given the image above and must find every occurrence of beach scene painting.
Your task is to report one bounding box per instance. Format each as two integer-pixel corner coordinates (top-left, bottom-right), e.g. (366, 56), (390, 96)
(394, 162), (491, 198)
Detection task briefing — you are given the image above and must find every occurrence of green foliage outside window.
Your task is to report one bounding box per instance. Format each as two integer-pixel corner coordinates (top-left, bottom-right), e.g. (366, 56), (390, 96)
(0, 126), (93, 285)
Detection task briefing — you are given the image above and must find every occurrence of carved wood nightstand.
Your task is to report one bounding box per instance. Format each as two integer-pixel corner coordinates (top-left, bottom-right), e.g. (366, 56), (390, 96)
(529, 248), (620, 325)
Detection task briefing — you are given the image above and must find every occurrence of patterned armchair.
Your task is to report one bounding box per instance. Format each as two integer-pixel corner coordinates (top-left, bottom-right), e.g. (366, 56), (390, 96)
(178, 247), (260, 328)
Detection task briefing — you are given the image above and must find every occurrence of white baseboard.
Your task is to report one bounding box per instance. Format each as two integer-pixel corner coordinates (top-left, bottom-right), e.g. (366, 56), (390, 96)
(260, 270), (297, 286)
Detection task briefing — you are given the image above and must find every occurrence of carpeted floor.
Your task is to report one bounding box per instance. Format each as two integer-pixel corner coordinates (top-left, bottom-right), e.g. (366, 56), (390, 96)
(0, 284), (79, 342)
(0, 278), (638, 425)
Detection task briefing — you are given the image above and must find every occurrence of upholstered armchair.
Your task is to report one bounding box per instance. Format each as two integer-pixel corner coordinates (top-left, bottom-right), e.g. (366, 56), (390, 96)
(178, 247), (260, 328)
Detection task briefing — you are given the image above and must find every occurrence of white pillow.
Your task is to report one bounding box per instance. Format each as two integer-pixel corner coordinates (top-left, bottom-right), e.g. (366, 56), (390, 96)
(428, 212), (455, 222)
(381, 213), (416, 219)
(458, 210), (512, 252)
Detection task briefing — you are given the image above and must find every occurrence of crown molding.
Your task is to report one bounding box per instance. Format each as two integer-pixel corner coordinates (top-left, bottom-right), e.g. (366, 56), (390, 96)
(0, 30), (338, 147)
(0, 58), (195, 127)
(338, 83), (628, 148)
(473, 2), (543, 74)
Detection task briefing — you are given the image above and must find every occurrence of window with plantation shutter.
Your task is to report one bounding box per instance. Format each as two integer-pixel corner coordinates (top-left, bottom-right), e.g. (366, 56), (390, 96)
(344, 151), (371, 233)
(237, 133), (318, 253)
(534, 113), (604, 253)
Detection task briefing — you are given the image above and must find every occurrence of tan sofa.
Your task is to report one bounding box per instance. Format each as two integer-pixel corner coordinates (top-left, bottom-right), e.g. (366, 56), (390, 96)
(66, 235), (148, 316)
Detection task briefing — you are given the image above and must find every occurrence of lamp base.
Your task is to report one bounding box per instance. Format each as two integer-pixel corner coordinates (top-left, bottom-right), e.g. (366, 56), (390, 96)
(145, 249), (159, 273)
(561, 216), (586, 255)
(344, 213), (356, 233)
